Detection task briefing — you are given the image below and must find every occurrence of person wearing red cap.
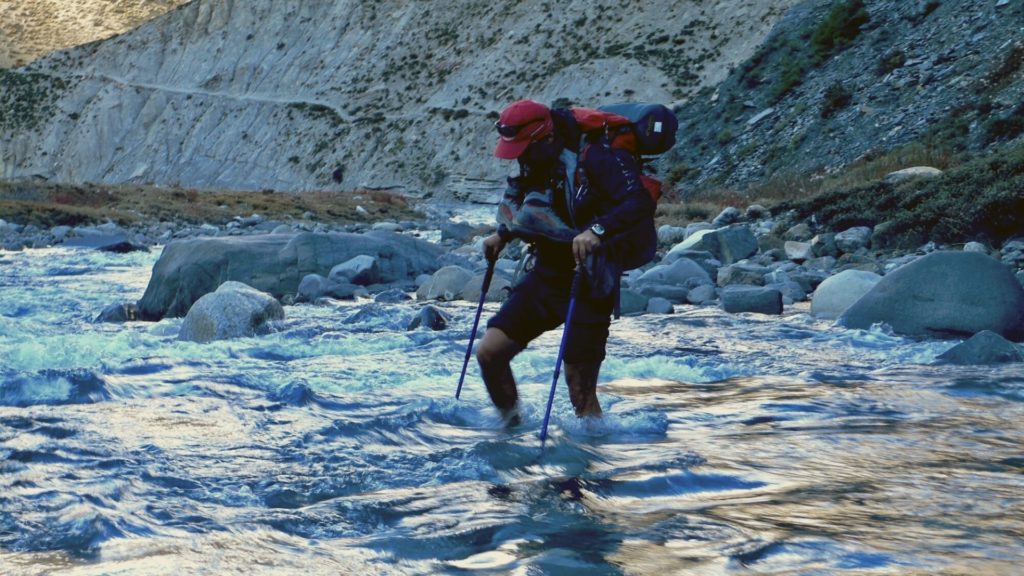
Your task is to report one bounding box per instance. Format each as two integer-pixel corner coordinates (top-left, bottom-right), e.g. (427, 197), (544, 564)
(475, 99), (657, 424)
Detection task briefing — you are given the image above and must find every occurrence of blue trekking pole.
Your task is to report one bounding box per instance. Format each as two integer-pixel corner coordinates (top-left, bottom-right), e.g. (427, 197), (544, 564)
(539, 267), (583, 447)
(455, 258), (496, 399)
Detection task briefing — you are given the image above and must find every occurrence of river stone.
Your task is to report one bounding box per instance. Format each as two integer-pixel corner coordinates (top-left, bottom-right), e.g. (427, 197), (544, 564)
(672, 224), (758, 265)
(329, 254), (381, 285)
(963, 241), (988, 254)
(686, 283), (718, 305)
(721, 286), (783, 315)
(417, 265), (474, 301)
(637, 283), (689, 303)
(712, 207), (741, 227)
(784, 223), (813, 242)
(297, 273), (357, 302)
(936, 330), (1024, 365)
(811, 270), (883, 320)
(839, 251), (1024, 340)
(374, 288), (412, 303)
(646, 297), (675, 314)
(636, 257), (711, 287)
(657, 224), (688, 245)
(137, 231), (443, 320)
(178, 281), (284, 343)
(717, 263), (768, 287)
(834, 226), (873, 254)
(883, 166), (943, 184)
(619, 289), (649, 315)
(408, 305), (450, 331)
(811, 233), (839, 258)
(460, 270), (512, 303)
(784, 241), (813, 262)
(94, 302), (139, 323)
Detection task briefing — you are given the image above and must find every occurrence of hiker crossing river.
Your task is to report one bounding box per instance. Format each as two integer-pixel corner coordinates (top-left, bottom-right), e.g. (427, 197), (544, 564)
(2, 245), (1022, 575)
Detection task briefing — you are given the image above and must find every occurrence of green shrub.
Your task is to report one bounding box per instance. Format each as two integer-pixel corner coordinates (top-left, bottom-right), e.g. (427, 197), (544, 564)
(811, 0), (870, 60)
(983, 102), (1024, 144)
(821, 82), (853, 117)
(779, 141), (1024, 247)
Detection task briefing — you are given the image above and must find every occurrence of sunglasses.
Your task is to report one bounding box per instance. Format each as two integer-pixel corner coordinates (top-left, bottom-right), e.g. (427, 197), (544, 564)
(494, 119), (547, 140)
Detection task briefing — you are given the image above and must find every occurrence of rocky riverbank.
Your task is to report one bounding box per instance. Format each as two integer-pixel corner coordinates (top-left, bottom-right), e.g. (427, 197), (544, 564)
(4, 190), (1021, 365)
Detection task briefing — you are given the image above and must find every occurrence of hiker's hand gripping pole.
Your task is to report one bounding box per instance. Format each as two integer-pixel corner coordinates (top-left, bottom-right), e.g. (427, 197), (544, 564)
(455, 257), (496, 399)
(539, 266), (583, 447)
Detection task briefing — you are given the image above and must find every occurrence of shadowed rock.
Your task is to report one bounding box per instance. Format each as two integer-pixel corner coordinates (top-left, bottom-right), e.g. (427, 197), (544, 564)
(936, 330), (1024, 365)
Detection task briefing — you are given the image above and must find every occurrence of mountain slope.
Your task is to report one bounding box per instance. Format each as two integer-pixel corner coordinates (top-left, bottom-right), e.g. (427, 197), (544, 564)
(664, 0), (1024, 193)
(0, 0), (798, 200)
(0, 0), (191, 68)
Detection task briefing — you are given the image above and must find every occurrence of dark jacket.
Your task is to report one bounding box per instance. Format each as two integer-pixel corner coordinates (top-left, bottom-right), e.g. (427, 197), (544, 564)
(519, 107), (657, 271)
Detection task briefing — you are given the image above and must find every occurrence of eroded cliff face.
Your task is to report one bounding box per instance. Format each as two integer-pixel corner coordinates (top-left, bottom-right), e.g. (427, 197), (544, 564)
(0, 0), (798, 200)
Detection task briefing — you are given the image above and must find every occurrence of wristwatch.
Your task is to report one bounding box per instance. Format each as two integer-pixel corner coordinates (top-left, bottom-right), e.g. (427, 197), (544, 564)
(589, 223), (606, 237)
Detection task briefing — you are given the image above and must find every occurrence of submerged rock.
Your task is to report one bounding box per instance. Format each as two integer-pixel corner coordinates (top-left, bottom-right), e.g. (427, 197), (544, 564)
(94, 302), (139, 323)
(408, 305), (450, 331)
(936, 330), (1024, 365)
(178, 281), (284, 343)
(839, 251), (1024, 340)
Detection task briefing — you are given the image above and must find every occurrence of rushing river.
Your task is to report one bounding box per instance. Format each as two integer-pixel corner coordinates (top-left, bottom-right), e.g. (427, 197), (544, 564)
(1, 246), (1022, 575)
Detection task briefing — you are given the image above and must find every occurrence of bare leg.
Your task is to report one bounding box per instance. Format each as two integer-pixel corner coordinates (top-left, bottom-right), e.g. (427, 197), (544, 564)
(476, 327), (524, 422)
(565, 361), (603, 417)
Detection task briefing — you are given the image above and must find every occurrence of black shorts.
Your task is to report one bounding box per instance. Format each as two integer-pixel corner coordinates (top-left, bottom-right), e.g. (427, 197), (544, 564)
(486, 264), (613, 364)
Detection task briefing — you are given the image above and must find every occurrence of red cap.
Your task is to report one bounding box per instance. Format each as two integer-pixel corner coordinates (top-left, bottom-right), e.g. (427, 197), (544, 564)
(493, 99), (554, 159)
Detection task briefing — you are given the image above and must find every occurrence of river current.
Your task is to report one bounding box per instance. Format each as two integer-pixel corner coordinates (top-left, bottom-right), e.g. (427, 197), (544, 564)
(1, 246), (1022, 575)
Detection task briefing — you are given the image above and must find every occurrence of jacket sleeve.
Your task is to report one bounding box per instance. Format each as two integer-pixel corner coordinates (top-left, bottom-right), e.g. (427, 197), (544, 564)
(585, 145), (656, 235)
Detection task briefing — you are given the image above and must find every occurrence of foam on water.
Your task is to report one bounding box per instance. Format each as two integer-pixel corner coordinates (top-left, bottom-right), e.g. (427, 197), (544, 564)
(2, 247), (1023, 575)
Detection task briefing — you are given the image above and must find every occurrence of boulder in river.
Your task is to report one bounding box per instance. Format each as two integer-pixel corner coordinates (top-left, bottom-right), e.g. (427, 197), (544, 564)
(178, 281), (284, 343)
(721, 286), (783, 315)
(839, 251), (1024, 340)
(138, 231), (444, 320)
(811, 270), (883, 320)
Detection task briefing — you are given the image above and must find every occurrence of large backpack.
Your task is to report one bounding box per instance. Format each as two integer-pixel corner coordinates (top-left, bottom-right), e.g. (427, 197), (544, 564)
(570, 102), (678, 201)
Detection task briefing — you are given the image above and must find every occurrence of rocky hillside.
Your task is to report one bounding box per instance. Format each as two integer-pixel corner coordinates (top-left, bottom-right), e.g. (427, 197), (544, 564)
(664, 0), (1024, 193)
(0, 0), (190, 68)
(0, 0), (797, 201)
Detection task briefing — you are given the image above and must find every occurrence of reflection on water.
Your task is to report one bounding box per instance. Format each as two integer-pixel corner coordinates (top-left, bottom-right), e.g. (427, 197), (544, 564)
(1, 248), (1023, 575)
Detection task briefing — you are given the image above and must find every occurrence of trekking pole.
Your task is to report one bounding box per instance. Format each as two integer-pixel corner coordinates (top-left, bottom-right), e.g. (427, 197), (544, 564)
(539, 266), (583, 447)
(455, 258), (496, 399)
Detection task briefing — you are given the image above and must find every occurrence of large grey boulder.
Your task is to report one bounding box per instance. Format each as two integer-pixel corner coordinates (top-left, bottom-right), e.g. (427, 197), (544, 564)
(839, 251), (1024, 340)
(811, 270), (883, 320)
(178, 281), (284, 343)
(138, 231), (444, 320)
(936, 330), (1024, 365)
(670, 224), (758, 265)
